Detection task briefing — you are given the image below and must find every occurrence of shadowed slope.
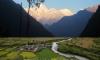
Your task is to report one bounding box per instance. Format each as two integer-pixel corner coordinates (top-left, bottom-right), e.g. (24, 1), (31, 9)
(0, 0), (53, 37)
(48, 9), (93, 37)
(80, 5), (100, 37)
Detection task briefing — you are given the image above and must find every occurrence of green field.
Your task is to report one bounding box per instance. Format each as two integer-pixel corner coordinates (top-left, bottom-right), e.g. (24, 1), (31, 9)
(0, 48), (74, 60)
(58, 38), (100, 60)
(0, 38), (77, 60)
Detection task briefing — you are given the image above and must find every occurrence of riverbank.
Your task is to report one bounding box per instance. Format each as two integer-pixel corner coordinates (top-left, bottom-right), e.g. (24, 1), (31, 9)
(51, 40), (89, 60)
(57, 38), (100, 60)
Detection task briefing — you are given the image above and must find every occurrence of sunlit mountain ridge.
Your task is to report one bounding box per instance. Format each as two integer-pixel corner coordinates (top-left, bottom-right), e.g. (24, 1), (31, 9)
(25, 4), (73, 25)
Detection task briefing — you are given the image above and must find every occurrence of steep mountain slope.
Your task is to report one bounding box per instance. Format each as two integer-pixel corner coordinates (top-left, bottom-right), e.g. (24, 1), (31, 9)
(47, 5), (98, 37)
(80, 5), (100, 37)
(0, 0), (52, 37)
(25, 4), (73, 26)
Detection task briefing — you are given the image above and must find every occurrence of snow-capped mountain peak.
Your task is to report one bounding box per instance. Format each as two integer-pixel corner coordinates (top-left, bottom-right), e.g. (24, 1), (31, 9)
(25, 4), (73, 25)
(59, 9), (73, 16)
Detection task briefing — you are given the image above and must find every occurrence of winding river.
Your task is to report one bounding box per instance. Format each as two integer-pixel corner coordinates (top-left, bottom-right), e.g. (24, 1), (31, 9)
(51, 38), (89, 60)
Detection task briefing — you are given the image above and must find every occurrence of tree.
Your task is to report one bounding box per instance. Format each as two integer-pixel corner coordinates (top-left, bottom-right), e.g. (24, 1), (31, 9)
(26, 0), (45, 33)
(27, 0), (45, 8)
(40, 0), (45, 3)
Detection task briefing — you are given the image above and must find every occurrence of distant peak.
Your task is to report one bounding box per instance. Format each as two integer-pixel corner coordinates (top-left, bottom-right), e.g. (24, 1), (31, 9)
(86, 5), (99, 13)
(25, 4), (73, 25)
(59, 9), (73, 15)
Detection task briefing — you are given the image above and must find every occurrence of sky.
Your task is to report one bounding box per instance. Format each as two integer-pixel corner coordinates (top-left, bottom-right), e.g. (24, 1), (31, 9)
(13, 0), (100, 13)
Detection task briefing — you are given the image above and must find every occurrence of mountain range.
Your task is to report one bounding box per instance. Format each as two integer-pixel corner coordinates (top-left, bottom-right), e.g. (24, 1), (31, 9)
(26, 4), (99, 37)
(25, 4), (73, 26)
(0, 0), (99, 37)
(47, 9), (94, 36)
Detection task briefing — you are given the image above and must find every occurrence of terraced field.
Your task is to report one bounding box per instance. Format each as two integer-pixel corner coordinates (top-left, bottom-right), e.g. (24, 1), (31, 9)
(0, 38), (76, 60)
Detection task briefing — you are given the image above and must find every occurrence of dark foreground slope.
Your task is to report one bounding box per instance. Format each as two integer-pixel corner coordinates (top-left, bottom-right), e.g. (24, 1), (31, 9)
(0, 0), (52, 37)
(80, 5), (100, 37)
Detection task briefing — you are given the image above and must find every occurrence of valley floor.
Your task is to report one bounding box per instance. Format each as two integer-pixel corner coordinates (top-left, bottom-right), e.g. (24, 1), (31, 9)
(58, 38), (100, 60)
(0, 37), (99, 60)
(0, 38), (77, 60)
